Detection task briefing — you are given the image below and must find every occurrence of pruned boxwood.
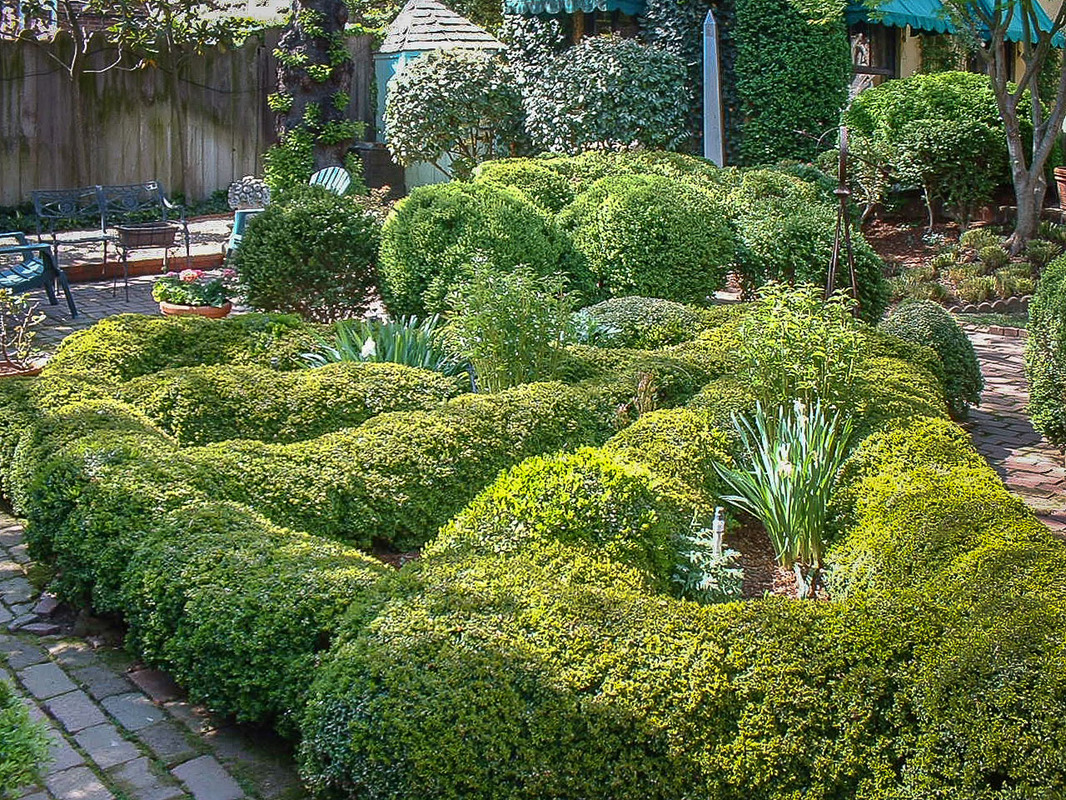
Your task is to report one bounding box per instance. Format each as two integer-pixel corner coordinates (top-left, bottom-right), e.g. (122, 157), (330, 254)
(558, 174), (736, 303)
(45, 313), (309, 380)
(472, 159), (575, 213)
(378, 182), (590, 317)
(122, 501), (387, 735)
(879, 300), (982, 417)
(0, 677), (50, 792)
(575, 296), (704, 349)
(120, 361), (461, 445)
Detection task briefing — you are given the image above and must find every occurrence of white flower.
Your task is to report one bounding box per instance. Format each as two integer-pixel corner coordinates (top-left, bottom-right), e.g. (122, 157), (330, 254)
(777, 461), (794, 478)
(360, 338), (377, 359)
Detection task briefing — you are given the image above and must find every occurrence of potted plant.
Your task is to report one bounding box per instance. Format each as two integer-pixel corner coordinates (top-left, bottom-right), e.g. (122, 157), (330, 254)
(0, 289), (45, 376)
(153, 268), (237, 318)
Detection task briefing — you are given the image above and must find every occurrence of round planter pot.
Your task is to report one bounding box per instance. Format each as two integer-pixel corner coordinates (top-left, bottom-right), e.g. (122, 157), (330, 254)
(159, 301), (233, 319)
(1054, 167), (1066, 207)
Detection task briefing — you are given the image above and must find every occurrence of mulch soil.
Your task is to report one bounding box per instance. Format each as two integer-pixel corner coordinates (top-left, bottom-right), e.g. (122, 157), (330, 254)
(862, 219), (962, 272)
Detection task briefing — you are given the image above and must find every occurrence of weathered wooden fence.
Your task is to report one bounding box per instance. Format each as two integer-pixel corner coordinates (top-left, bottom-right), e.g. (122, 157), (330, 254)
(0, 29), (374, 207)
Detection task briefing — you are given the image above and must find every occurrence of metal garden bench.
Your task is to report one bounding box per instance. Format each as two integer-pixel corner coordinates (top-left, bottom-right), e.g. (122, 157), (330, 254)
(0, 232), (78, 317)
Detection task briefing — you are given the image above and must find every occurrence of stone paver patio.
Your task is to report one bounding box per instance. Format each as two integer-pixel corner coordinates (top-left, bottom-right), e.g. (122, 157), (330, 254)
(965, 329), (1066, 533)
(0, 512), (308, 800)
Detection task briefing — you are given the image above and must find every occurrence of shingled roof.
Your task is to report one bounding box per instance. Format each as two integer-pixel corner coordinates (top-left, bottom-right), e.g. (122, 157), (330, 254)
(379, 0), (505, 54)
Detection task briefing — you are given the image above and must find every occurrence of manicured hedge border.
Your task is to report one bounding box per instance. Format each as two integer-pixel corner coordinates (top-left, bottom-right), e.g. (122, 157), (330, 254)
(1, 305), (1062, 800)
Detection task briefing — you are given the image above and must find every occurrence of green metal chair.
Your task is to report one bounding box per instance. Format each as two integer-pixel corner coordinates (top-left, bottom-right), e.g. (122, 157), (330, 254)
(0, 232), (78, 317)
(309, 167), (352, 195)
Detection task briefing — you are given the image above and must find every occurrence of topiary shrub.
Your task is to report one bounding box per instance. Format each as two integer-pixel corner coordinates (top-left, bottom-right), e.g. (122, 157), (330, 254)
(182, 382), (615, 550)
(121, 501), (387, 736)
(879, 300), (983, 417)
(233, 185), (381, 322)
(0, 678), (50, 792)
(378, 182), (588, 317)
(119, 361), (461, 445)
(535, 149), (725, 195)
(472, 159), (575, 213)
(429, 447), (688, 591)
(384, 49), (522, 180)
(1026, 253), (1066, 448)
(723, 169), (890, 322)
(523, 36), (689, 154)
(573, 296), (704, 348)
(45, 313), (308, 381)
(558, 174), (735, 303)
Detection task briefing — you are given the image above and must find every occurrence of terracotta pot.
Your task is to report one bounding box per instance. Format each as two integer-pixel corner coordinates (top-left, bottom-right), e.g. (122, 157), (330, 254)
(1054, 167), (1066, 207)
(159, 301), (233, 319)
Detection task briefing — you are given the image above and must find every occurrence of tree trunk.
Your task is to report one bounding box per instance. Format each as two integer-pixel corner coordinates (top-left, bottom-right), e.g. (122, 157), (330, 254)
(1011, 171), (1047, 251)
(276, 0), (355, 169)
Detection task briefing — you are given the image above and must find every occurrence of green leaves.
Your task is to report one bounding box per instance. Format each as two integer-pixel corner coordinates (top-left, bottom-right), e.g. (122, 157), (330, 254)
(384, 49), (522, 180)
(714, 400), (855, 597)
(523, 36), (689, 155)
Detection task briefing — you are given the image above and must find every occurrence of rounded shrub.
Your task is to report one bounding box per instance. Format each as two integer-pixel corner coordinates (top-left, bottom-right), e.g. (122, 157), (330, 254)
(429, 448), (687, 590)
(558, 174), (736, 303)
(1025, 253), (1066, 448)
(122, 501), (387, 735)
(233, 185), (381, 322)
(378, 181), (588, 316)
(879, 300), (982, 417)
(723, 168), (890, 322)
(120, 361), (461, 445)
(537, 149), (724, 195)
(472, 159), (575, 213)
(574, 296), (703, 348)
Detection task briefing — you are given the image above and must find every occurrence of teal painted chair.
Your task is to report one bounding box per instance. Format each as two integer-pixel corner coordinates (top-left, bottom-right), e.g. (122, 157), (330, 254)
(224, 208), (265, 262)
(309, 167), (352, 196)
(0, 232), (78, 317)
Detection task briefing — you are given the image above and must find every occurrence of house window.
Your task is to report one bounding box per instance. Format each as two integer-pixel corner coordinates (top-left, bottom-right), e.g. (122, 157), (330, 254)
(849, 22), (898, 97)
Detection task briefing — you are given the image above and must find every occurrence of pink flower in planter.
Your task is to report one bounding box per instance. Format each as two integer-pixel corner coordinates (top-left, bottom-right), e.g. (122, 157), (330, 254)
(179, 269), (203, 283)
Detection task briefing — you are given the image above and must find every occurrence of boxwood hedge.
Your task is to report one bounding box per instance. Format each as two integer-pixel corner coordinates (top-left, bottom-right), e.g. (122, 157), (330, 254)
(1, 302), (1061, 800)
(1026, 253), (1066, 449)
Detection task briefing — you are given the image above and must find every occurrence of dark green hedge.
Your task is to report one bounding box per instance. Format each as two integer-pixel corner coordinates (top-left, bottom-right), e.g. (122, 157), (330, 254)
(732, 0), (850, 164)
(120, 362), (462, 445)
(122, 502), (387, 735)
(1026, 254), (1066, 448)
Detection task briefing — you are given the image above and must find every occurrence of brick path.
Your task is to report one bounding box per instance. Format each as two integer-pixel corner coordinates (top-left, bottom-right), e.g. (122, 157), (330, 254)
(965, 329), (1066, 533)
(0, 514), (307, 800)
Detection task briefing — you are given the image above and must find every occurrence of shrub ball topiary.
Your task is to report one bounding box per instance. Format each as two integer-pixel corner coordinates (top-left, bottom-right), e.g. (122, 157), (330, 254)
(378, 181), (590, 317)
(473, 159), (575, 213)
(1025, 253), (1066, 448)
(523, 36), (689, 154)
(0, 678), (50, 792)
(233, 185), (381, 322)
(558, 174), (736, 303)
(879, 300), (982, 417)
(575, 296), (704, 348)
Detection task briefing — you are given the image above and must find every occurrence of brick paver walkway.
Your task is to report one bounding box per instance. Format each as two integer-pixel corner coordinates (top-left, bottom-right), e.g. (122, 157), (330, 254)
(0, 514), (307, 800)
(965, 329), (1066, 533)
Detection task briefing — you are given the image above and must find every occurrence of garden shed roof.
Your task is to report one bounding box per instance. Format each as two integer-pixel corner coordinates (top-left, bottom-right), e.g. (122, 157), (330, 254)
(380, 0), (505, 53)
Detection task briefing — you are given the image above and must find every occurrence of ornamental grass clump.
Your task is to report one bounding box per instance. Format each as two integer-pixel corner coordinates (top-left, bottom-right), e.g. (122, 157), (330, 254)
(715, 400), (855, 599)
(301, 314), (467, 379)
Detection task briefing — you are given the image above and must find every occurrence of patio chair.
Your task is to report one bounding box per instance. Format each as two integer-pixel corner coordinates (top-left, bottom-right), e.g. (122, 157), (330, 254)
(0, 232), (78, 318)
(309, 166), (352, 195)
(223, 207), (265, 262)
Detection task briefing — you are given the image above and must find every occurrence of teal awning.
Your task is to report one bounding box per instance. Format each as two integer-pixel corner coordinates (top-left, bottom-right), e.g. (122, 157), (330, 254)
(504, 0), (645, 16)
(848, 0), (1062, 44)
